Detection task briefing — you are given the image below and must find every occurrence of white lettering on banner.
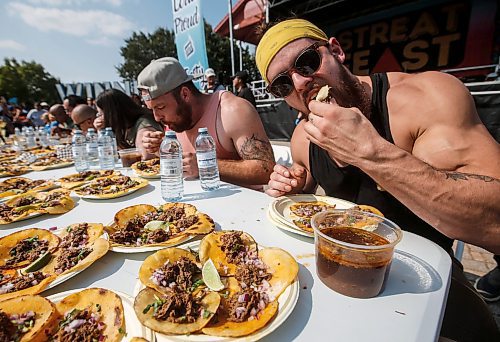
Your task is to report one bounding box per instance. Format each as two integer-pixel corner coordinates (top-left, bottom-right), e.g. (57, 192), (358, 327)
(55, 80), (137, 101)
(174, 5), (199, 35)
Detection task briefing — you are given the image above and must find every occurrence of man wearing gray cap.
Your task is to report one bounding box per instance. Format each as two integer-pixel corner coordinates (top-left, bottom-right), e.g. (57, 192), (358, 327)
(138, 57), (275, 189)
(203, 68), (225, 94)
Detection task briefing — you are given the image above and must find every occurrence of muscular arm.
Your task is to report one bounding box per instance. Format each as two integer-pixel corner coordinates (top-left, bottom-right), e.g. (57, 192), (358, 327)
(216, 95), (275, 187)
(360, 73), (500, 252)
(360, 140), (500, 253)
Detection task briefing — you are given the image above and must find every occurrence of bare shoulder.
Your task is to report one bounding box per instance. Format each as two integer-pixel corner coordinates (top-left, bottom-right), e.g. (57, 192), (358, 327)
(388, 71), (478, 126)
(219, 91), (260, 123)
(290, 120), (311, 170)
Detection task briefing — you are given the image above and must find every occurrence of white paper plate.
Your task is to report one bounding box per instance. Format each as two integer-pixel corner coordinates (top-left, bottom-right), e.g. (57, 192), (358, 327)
(268, 194), (355, 237)
(110, 235), (195, 253)
(47, 288), (155, 342)
(266, 209), (314, 238)
(77, 186), (146, 200)
(31, 161), (74, 171)
(133, 241), (300, 342)
(134, 171), (160, 179)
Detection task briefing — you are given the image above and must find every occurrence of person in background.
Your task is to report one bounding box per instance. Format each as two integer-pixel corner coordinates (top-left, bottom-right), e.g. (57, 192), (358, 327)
(87, 97), (96, 109)
(27, 102), (48, 127)
(94, 89), (163, 160)
(13, 106), (33, 129)
(0, 97), (14, 136)
(72, 104), (97, 133)
(475, 256), (500, 302)
(138, 57), (274, 189)
(203, 68), (225, 94)
(49, 104), (74, 136)
(41, 112), (56, 134)
(232, 70), (256, 108)
(63, 95), (86, 120)
(258, 18), (499, 341)
(130, 93), (145, 107)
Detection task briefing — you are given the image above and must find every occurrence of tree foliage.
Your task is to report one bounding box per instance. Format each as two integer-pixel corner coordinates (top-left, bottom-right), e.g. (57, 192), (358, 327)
(0, 58), (60, 105)
(116, 27), (177, 81)
(116, 22), (258, 86)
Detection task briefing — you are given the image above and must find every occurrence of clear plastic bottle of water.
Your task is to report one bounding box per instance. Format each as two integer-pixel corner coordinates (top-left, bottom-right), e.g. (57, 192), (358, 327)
(195, 127), (220, 191)
(160, 131), (183, 201)
(25, 127), (36, 148)
(98, 130), (115, 170)
(104, 127), (119, 162)
(38, 127), (49, 147)
(72, 130), (89, 172)
(85, 128), (99, 169)
(14, 127), (21, 137)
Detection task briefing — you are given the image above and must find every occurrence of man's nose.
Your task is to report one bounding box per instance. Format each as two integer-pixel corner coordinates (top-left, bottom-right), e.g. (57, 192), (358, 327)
(290, 71), (313, 93)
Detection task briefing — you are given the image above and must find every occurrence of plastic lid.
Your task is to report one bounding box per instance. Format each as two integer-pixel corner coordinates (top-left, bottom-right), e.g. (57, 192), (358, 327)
(105, 127), (112, 131)
(165, 130), (177, 137)
(198, 127), (208, 133)
(74, 130), (82, 134)
(88, 128), (95, 132)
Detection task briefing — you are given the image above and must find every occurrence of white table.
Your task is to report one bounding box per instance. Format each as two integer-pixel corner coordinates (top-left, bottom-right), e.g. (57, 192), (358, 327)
(1, 166), (452, 342)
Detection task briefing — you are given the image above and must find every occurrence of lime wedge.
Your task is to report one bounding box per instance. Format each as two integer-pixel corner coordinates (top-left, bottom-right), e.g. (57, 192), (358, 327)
(20, 251), (52, 274)
(202, 259), (224, 291)
(144, 220), (169, 232)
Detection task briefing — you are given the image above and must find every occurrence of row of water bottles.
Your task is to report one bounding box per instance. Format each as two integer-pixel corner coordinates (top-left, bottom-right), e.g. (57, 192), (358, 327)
(72, 128), (118, 172)
(14, 126), (50, 148)
(161, 127), (220, 201)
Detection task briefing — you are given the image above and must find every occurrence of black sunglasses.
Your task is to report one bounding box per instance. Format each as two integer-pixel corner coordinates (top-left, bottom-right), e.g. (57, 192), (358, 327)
(267, 41), (328, 98)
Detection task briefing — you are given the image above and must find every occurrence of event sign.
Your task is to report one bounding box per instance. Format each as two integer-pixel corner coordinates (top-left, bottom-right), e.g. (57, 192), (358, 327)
(171, 0), (209, 89)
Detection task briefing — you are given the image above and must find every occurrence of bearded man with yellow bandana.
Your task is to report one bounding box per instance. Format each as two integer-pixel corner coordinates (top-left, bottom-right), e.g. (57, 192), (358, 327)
(258, 18), (500, 341)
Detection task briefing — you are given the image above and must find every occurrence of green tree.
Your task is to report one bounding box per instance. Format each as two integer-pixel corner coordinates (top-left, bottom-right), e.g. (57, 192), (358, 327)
(116, 27), (177, 81)
(0, 58), (59, 105)
(116, 22), (258, 85)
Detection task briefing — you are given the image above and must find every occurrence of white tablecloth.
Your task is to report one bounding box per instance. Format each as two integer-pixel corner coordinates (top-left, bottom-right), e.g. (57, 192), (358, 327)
(1, 166), (451, 342)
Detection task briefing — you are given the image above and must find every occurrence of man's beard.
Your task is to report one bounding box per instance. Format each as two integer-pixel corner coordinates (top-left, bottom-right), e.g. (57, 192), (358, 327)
(168, 97), (194, 132)
(301, 61), (371, 118)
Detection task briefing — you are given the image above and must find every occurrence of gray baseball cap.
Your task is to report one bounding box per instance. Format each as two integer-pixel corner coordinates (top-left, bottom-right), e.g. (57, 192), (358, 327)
(137, 57), (193, 100)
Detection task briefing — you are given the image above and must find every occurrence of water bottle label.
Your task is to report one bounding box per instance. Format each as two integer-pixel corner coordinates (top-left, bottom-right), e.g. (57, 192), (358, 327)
(161, 159), (182, 175)
(196, 151), (217, 169)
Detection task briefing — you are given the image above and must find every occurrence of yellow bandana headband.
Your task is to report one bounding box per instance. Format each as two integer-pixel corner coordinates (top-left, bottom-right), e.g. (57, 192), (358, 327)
(256, 19), (328, 83)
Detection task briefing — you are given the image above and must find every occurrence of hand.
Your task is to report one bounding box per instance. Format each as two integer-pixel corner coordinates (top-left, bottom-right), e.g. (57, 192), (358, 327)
(182, 152), (199, 178)
(266, 164), (307, 197)
(303, 101), (383, 166)
(142, 131), (164, 154)
(93, 115), (105, 131)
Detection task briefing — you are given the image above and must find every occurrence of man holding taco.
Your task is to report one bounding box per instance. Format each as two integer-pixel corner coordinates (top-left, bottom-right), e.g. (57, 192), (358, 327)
(257, 18), (499, 340)
(138, 57), (275, 189)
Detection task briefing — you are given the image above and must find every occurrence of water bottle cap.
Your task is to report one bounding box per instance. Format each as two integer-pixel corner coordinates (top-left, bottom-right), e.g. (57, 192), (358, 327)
(88, 128), (95, 132)
(198, 127), (208, 133)
(74, 130), (82, 134)
(105, 127), (112, 131)
(165, 130), (176, 137)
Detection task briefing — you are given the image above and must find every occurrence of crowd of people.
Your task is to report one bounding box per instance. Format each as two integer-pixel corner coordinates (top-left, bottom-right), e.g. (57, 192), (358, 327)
(0, 17), (498, 341)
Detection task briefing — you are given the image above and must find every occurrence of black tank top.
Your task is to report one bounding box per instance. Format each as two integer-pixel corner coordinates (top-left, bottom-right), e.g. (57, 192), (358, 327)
(309, 73), (453, 252)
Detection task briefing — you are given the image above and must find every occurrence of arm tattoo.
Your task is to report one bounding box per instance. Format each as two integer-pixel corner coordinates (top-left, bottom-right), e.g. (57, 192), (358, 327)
(438, 170), (500, 183)
(239, 134), (274, 171)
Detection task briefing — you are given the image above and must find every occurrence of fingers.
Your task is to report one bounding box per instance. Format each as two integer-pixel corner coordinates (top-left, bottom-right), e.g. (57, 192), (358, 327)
(307, 100), (337, 117)
(265, 188), (287, 198)
(273, 163), (292, 178)
(269, 171), (297, 193)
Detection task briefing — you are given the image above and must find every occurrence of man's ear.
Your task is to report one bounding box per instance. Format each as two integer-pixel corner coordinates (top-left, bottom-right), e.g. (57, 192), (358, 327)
(328, 37), (345, 63)
(180, 86), (191, 102)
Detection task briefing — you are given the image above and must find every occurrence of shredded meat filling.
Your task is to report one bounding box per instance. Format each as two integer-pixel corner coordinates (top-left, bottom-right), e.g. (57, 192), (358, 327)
(154, 290), (201, 323)
(60, 224), (89, 249)
(235, 263), (271, 287)
(156, 207), (185, 222)
(151, 257), (199, 291)
(53, 309), (103, 342)
(0, 272), (47, 293)
(227, 288), (266, 322)
(146, 229), (169, 243)
(55, 247), (91, 274)
(175, 215), (199, 233)
(110, 225), (142, 245)
(220, 232), (246, 263)
(6, 237), (49, 266)
(0, 311), (16, 342)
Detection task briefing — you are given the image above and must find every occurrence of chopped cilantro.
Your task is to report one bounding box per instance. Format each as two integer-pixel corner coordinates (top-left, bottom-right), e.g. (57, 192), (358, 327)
(189, 278), (205, 292)
(95, 303), (101, 312)
(202, 309), (213, 319)
(118, 327), (127, 335)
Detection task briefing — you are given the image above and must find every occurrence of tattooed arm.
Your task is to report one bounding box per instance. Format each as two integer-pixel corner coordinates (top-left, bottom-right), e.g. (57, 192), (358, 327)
(217, 94), (275, 187)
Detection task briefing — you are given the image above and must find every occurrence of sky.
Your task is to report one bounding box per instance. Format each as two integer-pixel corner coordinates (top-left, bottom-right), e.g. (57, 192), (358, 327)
(0, 0), (231, 83)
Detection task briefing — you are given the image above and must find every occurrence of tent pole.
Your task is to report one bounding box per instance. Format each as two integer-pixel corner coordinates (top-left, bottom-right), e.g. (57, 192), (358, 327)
(228, 0), (235, 86)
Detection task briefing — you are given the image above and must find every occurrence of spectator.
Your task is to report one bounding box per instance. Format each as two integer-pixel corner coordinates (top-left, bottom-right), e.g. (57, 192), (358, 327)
(63, 95), (86, 119)
(13, 106), (33, 129)
(203, 68), (225, 94)
(49, 104), (74, 136)
(87, 97), (96, 109)
(232, 70), (256, 108)
(94, 89), (163, 160)
(130, 93), (145, 107)
(72, 104), (97, 133)
(27, 102), (48, 127)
